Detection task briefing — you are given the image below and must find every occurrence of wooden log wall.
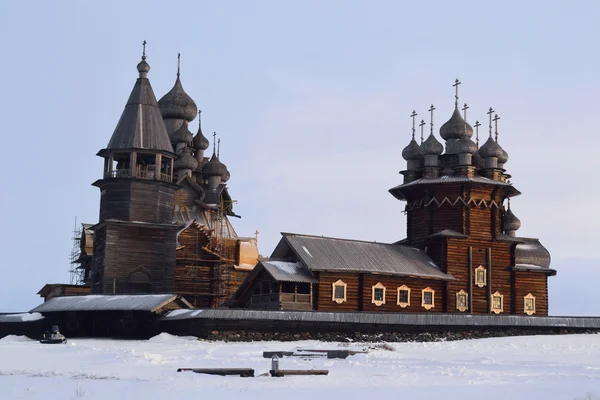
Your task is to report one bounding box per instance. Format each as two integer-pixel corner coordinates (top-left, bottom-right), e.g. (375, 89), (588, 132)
(446, 238), (512, 314)
(316, 273), (360, 312)
(100, 222), (178, 294)
(361, 275), (445, 313)
(514, 271), (549, 316)
(98, 180), (176, 224)
(315, 272), (445, 313)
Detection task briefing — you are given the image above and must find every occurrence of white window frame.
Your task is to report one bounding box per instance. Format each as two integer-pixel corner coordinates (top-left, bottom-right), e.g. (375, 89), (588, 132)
(397, 285), (411, 308)
(491, 291), (504, 314)
(524, 293), (536, 315)
(371, 282), (386, 306)
(331, 280), (347, 304)
(475, 265), (487, 288)
(421, 287), (435, 310)
(456, 289), (468, 312)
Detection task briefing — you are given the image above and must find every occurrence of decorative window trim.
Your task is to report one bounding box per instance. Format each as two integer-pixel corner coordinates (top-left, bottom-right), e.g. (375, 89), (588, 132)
(397, 285), (411, 308)
(456, 289), (468, 312)
(475, 266), (487, 288)
(371, 282), (386, 306)
(331, 280), (347, 304)
(524, 293), (536, 315)
(491, 291), (504, 314)
(421, 287), (435, 310)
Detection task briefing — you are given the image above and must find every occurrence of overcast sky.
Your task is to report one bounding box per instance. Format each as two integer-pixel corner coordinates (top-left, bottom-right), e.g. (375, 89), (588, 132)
(0, 1), (598, 314)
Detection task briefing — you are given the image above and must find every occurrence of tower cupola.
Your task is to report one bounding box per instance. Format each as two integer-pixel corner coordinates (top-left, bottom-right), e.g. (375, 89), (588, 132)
(174, 146), (198, 179)
(193, 110), (210, 166)
(503, 199), (521, 236)
(402, 110), (423, 171)
(158, 54), (197, 134)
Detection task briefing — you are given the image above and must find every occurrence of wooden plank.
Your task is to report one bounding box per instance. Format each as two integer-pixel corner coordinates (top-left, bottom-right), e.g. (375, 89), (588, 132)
(270, 369), (329, 377)
(177, 368), (254, 377)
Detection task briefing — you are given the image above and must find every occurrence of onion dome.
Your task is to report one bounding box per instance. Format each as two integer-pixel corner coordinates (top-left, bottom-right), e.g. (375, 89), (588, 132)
(515, 240), (551, 268)
(222, 168), (231, 182)
(193, 118), (209, 151)
(472, 149), (485, 169)
(158, 77), (198, 122)
(202, 153), (228, 178)
(440, 108), (473, 140)
(421, 134), (444, 156)
(172, 122), (194, 146)
(137, 58), (150, 75)
(498, 148), (509, 165)
(479, 136), (504, 158)
(174, 147), (198, 171)
(402, 139), (422, 161)
(504, 206), (521, 232)
(456, 136), (478, 155)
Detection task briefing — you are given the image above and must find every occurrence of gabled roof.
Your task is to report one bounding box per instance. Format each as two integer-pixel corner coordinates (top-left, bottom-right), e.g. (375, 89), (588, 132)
(30, 294), (191, 313)
(261, 260), (318, 283)
(277, 233), (454, 281)
(105, 68), (174, 154)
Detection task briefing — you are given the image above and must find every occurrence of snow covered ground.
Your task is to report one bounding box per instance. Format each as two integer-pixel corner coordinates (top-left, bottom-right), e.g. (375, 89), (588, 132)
(1, 333), (599, 400)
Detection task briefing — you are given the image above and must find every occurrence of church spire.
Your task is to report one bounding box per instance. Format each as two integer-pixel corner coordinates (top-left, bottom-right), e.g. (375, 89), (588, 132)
(105, 42), (173, 153)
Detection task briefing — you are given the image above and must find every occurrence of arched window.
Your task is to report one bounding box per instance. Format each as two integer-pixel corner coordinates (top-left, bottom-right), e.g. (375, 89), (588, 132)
(371, 282), (386, 306)
(456, 290), (468, 312)
(491, 291), (504, 314)
(421, 287), (435, 310)
(475, 266), (487, 287)
(331, 280), (347, 304)
(524, 293), (536, 315)
(397, 285), (410, 308)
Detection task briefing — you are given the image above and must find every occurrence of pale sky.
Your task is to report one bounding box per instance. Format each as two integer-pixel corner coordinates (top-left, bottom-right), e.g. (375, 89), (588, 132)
(0, 0), (598, 314)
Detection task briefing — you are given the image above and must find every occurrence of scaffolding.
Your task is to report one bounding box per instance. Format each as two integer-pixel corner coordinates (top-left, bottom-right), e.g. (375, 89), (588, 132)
(68, 217), (86, 285)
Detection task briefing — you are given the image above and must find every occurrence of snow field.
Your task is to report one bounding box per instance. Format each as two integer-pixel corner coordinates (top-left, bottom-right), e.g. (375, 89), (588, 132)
(0, 333), (599, 399)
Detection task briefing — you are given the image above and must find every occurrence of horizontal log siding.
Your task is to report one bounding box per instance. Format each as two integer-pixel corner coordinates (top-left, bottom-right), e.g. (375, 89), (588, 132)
(316, 273), (360, 312)
(514, 271), (549, 316)
(99, 180), (175, 224)
(446, 238), (512, 314)
(101, 222), (178, 294)
(361, 275), (445, 313)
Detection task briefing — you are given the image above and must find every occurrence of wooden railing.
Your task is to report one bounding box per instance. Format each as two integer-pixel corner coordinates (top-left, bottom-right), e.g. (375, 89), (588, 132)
(280, 293), (311, 304)
(104, 168), (172, 183)
(251, 294), (280, 304)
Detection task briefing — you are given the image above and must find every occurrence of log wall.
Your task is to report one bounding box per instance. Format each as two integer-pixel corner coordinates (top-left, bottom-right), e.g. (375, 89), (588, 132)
(514, 271), (549, 316)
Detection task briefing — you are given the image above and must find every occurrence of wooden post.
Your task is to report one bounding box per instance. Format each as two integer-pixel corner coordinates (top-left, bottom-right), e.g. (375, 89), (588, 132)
(358, 274), (364, 311)
(468, 246), (473, 314)
(130, 151), (137, 178)
(108, 155), (114, 176)
(156, 153), (162, 180)
(486, 247), (492, 313)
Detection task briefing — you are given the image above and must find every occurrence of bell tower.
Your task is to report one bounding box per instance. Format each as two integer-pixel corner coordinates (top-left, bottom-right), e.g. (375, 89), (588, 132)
(89, 42), (181, 294)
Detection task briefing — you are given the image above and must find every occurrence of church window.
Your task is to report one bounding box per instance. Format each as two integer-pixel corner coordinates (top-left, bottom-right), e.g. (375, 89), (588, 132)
(475, 266), (487, 287)
(456, 290), (468, 312)
(491, 291), (504, 314)
(524, 293), (536, 315)
(421, 287), (435, 310)
(397, 285), (410, 308)
(371, 282), (386, 306)
(332, 280), (347, 304)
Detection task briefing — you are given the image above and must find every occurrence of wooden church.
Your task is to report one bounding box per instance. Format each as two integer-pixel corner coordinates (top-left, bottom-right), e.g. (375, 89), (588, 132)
(233, 80), (555, 316)
(40, 44), (259, 308)
(38, 46), (555, 317)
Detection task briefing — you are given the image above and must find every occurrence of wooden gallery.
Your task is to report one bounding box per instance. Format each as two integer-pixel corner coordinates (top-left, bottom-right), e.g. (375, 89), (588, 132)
(37, 49), (555, 322)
